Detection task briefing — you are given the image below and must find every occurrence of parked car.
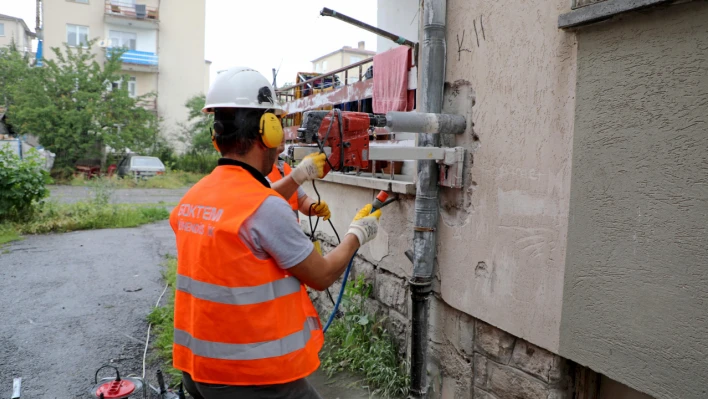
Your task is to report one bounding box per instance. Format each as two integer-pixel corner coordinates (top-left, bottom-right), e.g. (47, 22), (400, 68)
(117, 155), (166, 178)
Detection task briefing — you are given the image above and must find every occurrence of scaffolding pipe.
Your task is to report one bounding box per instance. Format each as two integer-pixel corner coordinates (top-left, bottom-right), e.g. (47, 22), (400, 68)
(409, 0), (447, 397)
(320, 7), (417, 48)
(386, 112), (465, 135)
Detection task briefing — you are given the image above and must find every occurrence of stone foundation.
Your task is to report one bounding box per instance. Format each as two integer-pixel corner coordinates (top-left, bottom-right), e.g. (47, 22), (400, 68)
(308, 235), (590, 399)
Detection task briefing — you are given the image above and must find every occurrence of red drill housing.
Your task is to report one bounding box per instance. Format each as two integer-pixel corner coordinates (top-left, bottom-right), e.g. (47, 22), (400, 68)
(317, 112), (371, 174)
(295, 111), (387, 175)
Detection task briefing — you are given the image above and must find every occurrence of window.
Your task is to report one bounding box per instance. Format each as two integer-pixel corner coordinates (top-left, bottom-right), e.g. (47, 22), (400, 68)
(322, 60), (328, 72)
(350, 56), (363, 64)
(131, 157), (163, 168)
(128, 77), (137, 98)
(0, 23), (5, 36)
(66, 24), (89, 47)
(315, 63), (321, 73)
(74, 0), (89, 4)
(109, 30), (136, 50)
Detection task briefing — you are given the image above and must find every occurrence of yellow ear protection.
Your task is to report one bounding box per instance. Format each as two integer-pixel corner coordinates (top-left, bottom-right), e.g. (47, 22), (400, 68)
(210, 110), (283, 152)
(259, 112), (284, 149)
(210, 127), (220, 153)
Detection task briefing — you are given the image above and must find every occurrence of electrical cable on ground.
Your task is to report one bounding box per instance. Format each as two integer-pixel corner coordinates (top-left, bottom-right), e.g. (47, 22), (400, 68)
(142, 281), (170, 380)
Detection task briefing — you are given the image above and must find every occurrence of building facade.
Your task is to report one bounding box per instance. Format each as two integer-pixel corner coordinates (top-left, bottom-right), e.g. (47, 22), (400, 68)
(288, 0), (707, 398)
(311, 41), (375, 85)
(0, 14), (36, 55)
(41, 0), (208, 147)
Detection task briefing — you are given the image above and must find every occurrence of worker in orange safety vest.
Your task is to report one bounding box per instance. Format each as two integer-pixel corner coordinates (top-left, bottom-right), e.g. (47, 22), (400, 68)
(169, 66), (382, 399)
(267, 137), (330, 222)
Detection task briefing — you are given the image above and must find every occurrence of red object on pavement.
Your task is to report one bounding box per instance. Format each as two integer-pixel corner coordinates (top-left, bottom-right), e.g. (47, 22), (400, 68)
(95, 379), (136, 399)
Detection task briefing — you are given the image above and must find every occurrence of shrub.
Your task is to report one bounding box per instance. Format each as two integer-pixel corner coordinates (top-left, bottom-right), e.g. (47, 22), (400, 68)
(0, 147), (51, 221)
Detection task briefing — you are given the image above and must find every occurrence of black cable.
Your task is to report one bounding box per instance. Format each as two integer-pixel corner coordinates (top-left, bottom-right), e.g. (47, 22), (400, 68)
(308, 178), (341, 306)
(95, 365), (120, 384)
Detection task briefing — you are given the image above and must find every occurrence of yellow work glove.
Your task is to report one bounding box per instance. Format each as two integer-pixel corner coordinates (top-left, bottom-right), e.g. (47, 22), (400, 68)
(346, 204), (382, 246)
(311, 201), (331, 221)
(291, 153), (326, 185)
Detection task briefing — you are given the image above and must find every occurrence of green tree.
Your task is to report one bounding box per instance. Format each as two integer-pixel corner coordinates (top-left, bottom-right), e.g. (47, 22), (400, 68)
(178, 94), (213, 153)
(0, 42), (33, 111)
(4, 41), (159, 175)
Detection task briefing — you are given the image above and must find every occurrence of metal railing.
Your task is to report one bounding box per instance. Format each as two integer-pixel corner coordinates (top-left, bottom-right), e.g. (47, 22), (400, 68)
(106, 49), (158, 66)
(105, 1), (159, 20)
(276, 56), (373, 102)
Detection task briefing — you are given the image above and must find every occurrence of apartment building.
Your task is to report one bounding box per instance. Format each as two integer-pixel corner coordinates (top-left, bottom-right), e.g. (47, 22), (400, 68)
(0, 14), (35, 55)
(311, 41), (375, 85)
(41, 0), (209, 147)
(282, 0), (707, 398)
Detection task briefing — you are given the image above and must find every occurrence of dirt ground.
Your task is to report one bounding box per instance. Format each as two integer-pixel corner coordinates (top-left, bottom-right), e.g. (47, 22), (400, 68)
(0, 187), (382, 398)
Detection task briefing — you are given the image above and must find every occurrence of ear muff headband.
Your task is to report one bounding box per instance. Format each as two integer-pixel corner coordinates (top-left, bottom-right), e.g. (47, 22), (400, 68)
(259, 113), (284, 149)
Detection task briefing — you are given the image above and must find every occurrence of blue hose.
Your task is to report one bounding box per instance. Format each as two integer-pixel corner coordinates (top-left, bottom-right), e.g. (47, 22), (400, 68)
(323, 250), (356, 333)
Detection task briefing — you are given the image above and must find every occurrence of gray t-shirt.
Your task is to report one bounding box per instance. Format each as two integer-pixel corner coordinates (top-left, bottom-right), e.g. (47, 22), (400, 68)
(238, 195), (314, 269)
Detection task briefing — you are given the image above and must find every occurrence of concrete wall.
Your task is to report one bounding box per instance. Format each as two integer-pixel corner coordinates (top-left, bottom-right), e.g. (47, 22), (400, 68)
(157, 0), (206, 144)
(376, 0), (419, 53)
(438, 0), (577, 352)
(560, 2), (708, 399)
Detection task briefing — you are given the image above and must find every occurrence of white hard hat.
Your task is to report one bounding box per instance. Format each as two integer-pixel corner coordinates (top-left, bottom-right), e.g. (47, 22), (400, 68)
(203, 66), (284, 115)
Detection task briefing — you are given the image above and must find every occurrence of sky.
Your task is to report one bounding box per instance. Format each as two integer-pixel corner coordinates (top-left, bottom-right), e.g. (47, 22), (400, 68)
(0, 0), (379, 87)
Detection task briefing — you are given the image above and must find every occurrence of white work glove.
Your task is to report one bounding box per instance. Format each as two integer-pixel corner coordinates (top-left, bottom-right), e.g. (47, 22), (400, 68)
(346, 204), (382, 246)
(290, 153), (326, 185)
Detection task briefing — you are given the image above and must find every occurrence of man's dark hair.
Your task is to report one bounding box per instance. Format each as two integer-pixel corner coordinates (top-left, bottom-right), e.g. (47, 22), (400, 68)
(213, 108), (266, 156)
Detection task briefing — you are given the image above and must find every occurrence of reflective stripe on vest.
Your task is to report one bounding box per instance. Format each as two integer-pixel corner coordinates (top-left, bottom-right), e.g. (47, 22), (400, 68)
(169, 165), (322, 385)
(177, 275), (301, 306)
(174, 317), (320, 361)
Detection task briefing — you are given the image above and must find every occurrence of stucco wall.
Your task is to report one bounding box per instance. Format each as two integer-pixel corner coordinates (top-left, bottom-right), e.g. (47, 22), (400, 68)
(560, 2), (708, 399)
(436, 0), (577, 352)
(0, 19), (32, 51)
(43, 0), (105, 62)
(157, 0), (206, 143)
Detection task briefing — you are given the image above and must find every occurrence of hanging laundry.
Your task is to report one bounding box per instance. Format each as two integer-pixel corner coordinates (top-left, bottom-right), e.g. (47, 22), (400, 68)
(373, 45), (411, 114)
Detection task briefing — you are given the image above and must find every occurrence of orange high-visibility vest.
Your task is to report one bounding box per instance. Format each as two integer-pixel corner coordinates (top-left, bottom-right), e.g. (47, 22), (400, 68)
(268, 162), (300, 218)
(169, 163), (323, 385)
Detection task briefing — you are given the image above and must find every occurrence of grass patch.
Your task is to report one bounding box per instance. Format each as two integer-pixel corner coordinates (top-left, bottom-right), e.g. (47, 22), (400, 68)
(70, 171), (205, 189)
(321, 276), (410, 398)
(0, 224), (21, 245)
(147, 256), (180, 381)
(14, 201), (170, 235)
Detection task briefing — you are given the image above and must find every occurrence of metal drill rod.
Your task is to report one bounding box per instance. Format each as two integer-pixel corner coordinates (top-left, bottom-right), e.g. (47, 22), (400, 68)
(320, 8), (417, 48)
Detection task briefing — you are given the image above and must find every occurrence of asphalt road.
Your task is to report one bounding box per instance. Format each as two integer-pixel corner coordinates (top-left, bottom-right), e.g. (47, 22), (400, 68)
(1, 186), (382, 399)
(0, 222), (176, 398)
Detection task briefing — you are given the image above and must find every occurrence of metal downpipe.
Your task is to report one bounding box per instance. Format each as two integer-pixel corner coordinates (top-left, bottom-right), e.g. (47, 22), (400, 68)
(410, 0), (446, 398)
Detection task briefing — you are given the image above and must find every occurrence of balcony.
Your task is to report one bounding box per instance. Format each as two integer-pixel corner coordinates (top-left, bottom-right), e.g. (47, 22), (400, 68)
(105, 1), (159, 29)
(105, 49), (158, 73)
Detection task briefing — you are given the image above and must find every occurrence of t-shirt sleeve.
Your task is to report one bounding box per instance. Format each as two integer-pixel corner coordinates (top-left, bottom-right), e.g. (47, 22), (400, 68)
(239, 196), (314, 269)
(297, 186), (307, 200)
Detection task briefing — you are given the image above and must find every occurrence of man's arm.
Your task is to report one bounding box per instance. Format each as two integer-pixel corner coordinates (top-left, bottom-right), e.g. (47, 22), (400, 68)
(271, 175), (300, 200)
(271, 153), (327, 199)
(288, 235), (360, 291)
(288, 204), (381, 290)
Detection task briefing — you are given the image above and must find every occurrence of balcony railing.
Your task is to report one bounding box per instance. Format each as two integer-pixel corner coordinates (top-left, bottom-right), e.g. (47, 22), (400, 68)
(106, 49), (158, 66)
(105, 1), (159, 21)
(276, 57), (373, 105)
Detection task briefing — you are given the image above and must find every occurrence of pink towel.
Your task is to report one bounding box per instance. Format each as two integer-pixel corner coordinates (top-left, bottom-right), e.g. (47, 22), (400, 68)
(373, 46), (411, 114)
